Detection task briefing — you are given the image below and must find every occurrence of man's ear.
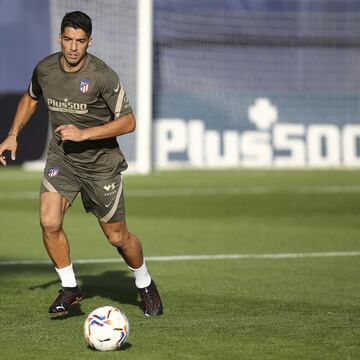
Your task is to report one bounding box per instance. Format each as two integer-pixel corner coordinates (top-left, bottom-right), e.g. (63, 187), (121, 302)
(88, 37), (92, 47)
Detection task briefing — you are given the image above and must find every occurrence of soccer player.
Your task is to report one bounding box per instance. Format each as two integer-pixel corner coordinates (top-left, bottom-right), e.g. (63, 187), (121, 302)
(0, 11), (163, 317)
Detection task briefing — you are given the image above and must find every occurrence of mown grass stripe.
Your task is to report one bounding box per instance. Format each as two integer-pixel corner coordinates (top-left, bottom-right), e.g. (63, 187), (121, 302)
(2, 185), (360, 200)
(1, 251), (360, 266)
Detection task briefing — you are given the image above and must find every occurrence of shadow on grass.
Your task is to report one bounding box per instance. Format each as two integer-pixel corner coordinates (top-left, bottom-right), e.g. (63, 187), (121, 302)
(30, 270), (140, 305)
(3, 265), (143, 318)
(29, 270), (140, 307)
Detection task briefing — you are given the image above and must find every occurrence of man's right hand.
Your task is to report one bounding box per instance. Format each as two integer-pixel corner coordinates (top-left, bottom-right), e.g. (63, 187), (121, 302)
(0, 135), (18, 166)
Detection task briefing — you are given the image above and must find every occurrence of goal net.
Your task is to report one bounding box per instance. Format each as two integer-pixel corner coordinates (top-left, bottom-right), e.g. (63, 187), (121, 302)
(152, 1), (360, 168)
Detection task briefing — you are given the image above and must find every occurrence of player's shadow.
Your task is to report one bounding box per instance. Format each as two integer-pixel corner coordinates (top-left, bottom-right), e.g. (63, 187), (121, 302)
(29, 270), (141, 319)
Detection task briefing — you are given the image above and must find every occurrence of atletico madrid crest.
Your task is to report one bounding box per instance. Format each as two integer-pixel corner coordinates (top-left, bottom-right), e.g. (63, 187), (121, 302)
(80, 80), (90, 93)
(47, 167), (59, 177)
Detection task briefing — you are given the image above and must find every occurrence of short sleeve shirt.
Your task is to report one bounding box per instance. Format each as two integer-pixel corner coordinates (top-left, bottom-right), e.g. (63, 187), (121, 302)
(28, 52), (132, 179)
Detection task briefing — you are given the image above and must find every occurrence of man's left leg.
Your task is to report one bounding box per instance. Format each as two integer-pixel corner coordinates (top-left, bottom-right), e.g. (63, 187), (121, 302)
(99, 220), (163, 316)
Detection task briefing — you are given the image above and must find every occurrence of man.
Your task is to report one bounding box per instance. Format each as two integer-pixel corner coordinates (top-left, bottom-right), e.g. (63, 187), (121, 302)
(0, 11), (163, 317)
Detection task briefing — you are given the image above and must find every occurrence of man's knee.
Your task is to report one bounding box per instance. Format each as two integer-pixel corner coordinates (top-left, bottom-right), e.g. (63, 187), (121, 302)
(107, 229), (130, 248)
(101, 221), (130, 248)
(40, 214), (63, 234)
(40, 192), (68, 234)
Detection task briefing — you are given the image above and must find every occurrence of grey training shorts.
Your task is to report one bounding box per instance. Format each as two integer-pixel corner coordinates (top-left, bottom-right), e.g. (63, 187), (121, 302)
(40, 156), (125, 223)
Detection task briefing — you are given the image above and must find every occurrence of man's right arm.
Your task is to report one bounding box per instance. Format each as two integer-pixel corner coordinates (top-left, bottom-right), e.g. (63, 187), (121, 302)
(0, 93), (38, 166)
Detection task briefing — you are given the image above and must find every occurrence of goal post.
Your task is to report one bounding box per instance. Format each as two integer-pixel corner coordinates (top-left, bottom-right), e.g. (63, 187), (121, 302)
(135, 0), (153, 174)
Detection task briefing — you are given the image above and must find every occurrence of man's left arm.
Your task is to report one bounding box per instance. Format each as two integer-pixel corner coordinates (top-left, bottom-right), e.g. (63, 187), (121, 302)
(55, 112), (136, 142)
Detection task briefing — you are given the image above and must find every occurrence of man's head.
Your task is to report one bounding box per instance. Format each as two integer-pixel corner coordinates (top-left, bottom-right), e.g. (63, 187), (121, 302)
(61, 11), (92, 38)
(59, 11), (92, 70)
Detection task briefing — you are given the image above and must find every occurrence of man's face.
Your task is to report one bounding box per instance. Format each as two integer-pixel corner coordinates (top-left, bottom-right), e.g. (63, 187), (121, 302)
(59, 27), (91, 67)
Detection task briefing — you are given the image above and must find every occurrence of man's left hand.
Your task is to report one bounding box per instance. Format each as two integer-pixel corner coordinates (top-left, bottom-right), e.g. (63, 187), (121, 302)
(55, 124), (86, 142)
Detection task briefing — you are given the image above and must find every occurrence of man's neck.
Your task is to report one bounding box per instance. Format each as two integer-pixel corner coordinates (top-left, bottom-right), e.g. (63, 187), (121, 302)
(61, 55), (87, 73)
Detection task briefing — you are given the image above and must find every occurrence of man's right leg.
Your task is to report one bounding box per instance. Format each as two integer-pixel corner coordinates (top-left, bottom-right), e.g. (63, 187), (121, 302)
(40, 192), (82, 317)
(40, 192), (71, 268)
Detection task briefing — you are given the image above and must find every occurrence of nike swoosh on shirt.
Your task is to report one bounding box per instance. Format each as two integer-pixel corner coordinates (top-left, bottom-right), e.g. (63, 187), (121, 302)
(114, 83), (120, 93)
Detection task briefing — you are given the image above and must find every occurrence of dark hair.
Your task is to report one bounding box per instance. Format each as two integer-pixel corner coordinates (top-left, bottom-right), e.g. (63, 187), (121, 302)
(61, 11), (92, 37)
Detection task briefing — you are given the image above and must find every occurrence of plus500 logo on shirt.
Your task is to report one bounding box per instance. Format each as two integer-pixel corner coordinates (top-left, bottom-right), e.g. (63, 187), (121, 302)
(47, 98), (88, 114)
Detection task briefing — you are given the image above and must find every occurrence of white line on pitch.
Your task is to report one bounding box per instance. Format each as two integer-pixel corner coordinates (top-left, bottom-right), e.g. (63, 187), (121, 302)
(1, 251), (360, 266)
(1, 185), (360, 200)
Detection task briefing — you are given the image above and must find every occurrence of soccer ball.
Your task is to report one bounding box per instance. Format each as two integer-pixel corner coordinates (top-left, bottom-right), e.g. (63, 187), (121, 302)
(84, 306), (130, 351)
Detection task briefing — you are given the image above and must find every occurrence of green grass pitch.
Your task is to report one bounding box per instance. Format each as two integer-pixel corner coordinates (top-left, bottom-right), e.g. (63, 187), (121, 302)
(0, 167), (359, 359)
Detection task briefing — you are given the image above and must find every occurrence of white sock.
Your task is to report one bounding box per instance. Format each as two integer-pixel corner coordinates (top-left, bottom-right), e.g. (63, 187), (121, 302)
(128, 261), (151, 289)
(55, 263), (77, 288)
